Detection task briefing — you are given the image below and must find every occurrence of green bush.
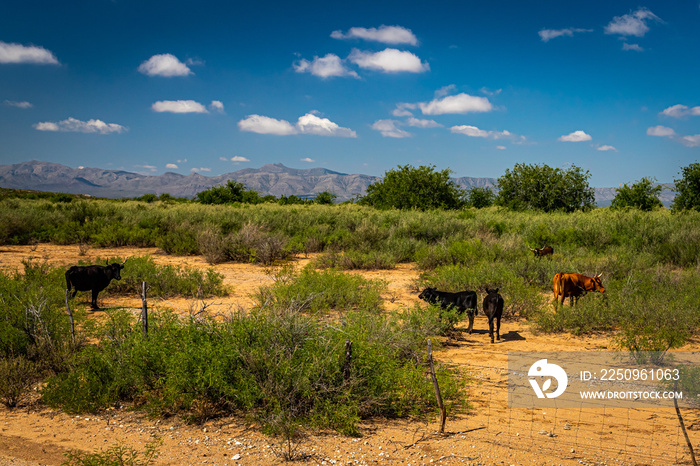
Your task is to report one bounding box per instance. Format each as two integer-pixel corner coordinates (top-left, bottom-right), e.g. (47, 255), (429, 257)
(62, 438), (161, 466)
(360, 165), (466, 210)
(255, 265), (385, 314)
(610, 177), (663, 211)
(82, 256), (227, 299)
(42, 304), (464, 434)
(0, 356), (39, 408)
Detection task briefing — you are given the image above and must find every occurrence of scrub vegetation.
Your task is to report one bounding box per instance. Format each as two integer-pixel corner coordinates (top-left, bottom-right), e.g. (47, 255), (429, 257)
(1, 162), (699, 439)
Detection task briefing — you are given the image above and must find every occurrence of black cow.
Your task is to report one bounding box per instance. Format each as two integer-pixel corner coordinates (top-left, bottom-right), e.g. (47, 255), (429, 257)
(530, 245), (554, 258)
(65, 259), (127, 309)
(482, 288), (504, 343)
(418, 287), (478, 333)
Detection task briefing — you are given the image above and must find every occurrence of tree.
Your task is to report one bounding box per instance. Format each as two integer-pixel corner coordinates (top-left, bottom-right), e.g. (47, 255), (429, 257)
(359, 165), (465, 210)
(465, 186), (495, 208)
(195, 180), (262, 204)
(672, 162), (700, 212)
(610, 177), (663, 211)
(314, 191), (337, 205)
(495, 163), (595, 212)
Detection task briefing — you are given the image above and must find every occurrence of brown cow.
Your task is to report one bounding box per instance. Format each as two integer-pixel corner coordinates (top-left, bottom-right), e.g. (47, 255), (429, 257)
(552, 272), (605, 306)
(530, 245), (554, 258)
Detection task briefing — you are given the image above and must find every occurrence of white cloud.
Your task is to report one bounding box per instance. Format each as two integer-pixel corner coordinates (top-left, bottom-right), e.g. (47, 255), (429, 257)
(660, 104), (700, 118)
(496, 146), (506, 150)
(371, 119), (412, 138)
(407, 117), (442, 128)
(435, 85), (457, 98)
(166, 163), (178, 169)
(604, 8), (661, 37)
(331, 25), (418, 45)
(300, 157), (315, 163)
(538, 28), (592, 42)
(681, 135), (700, 147)
(392, 104), (414, 117)
(238, 113), (355, 137)
(349, 48), (429, 73)
(4, 100), (32, 108)
(238, 114), (297, 135)
(297, 112), (357, 137)
(191, 167), (211, 173)
(138, 53), (192, 77)
(479, 87), (502, 96)
(152, 100), (208, 113)
(451, 125), (513, 140)
(34, 117), (126, 134)
(418, 93), (492, 115)
(558, 130), (592, 142)
(451, 125), (488, 138)
(647, 125), (676, 137)
(294, 53), (359, 78)
(622, 43), (644, 51)
(597, 145), (618, 152)
(209, 101), (225, 113)
(0, 41), (59, 64)
(230, 156), (250, 162)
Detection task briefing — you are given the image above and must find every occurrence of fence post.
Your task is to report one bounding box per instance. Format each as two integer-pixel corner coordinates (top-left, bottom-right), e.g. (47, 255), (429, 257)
(343, 340), (352, 380)
(141, 281), (149, 340)
(427, 339), (446, 434)
(64, 289), (75, 343)
(674, 380), (698, 466)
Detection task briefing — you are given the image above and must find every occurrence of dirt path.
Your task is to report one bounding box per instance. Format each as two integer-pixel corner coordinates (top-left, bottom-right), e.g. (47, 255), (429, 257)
(0, 245), (698, 465)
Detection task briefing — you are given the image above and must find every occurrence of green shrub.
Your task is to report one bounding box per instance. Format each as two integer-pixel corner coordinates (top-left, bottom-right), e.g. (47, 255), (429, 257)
(42, 304), (464, 435)
(255, 265), (385, 314)
(89, 256), (226, 299)
(62, 438), (161, 466)
(0, 356), (39, 408)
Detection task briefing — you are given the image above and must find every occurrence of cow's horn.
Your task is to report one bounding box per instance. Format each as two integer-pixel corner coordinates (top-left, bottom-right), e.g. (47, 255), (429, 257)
(121, 258), (128, 266)
(595, 272), (602, 278)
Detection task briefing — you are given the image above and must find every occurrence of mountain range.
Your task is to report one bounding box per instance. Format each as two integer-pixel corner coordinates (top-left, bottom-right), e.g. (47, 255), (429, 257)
(0, 160), (675, 206)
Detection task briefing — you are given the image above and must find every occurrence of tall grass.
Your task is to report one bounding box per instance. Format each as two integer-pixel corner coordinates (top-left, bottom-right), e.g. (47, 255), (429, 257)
(2, 198), (700, 268)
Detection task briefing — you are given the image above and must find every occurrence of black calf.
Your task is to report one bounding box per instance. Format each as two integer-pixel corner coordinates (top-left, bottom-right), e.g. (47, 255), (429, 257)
(482, 288), (504, 343)
(419, 287), (478, 333)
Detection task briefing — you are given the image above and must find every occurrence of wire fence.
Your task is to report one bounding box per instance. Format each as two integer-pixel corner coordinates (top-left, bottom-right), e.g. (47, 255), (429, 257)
(459, 361), (700, 465)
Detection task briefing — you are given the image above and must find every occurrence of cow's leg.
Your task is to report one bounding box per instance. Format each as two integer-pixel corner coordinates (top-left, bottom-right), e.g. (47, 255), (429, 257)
(496, 315), (501, 341)
(467, 310), (474, 334)
(488, 316), (495, 344)
(91, 290), (99, 309)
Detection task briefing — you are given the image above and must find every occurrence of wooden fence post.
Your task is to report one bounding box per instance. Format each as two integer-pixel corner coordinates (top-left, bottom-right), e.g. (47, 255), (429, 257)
(427, 339), (446, 434)
(141, 281), (150, 340)
(64, 289), (75, 343)
(343, 340), (352, 380)
(675, 380), (698, 466)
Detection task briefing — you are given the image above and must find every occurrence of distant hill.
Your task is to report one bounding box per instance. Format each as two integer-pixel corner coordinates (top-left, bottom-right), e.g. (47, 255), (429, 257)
(0, 160), (675, 206)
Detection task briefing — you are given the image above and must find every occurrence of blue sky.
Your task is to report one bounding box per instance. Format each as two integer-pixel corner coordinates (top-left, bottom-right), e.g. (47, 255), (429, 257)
(1, 1), (699, 187)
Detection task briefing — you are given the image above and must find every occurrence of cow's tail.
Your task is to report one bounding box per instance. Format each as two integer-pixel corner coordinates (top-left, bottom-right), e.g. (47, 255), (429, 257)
(552, 273), (562, 301)
(65, 267), (75, 292)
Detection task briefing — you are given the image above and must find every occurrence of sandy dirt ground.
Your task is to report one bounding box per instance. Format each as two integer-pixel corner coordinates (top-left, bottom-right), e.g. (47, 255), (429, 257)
(1, 244), (699, 466)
